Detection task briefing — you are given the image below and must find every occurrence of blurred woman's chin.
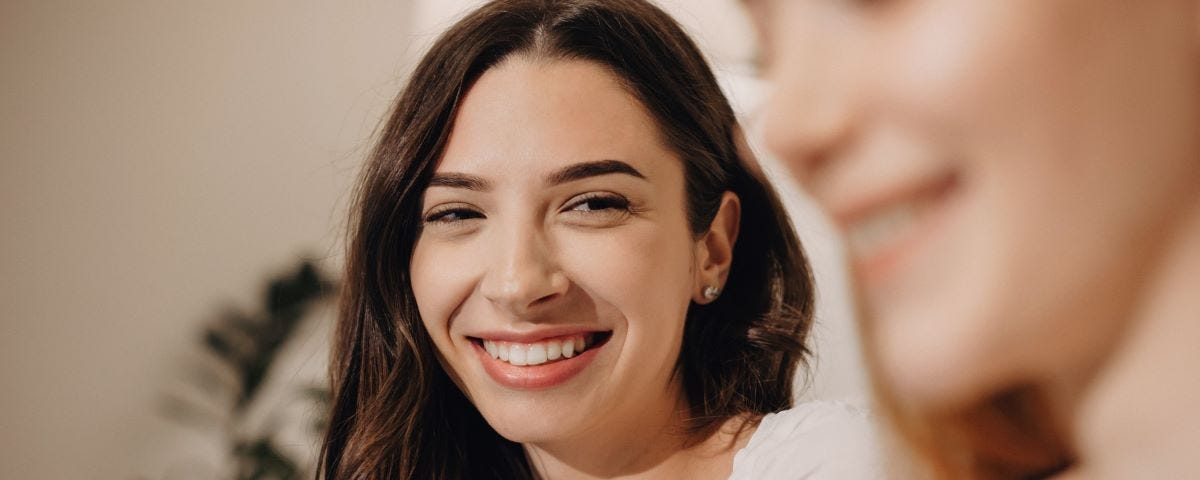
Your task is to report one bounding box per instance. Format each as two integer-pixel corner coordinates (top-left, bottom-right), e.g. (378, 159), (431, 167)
(868, 298), (1007, 414)
(873, 327), (964, 413)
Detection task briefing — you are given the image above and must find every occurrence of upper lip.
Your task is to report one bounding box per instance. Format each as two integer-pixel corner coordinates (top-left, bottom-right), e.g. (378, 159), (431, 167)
(826, 171), (957, 229)
(467, 326), (610, 343)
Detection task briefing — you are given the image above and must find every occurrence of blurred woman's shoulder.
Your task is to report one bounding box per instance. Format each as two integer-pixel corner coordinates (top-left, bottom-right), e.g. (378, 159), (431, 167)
(729, 400), (884, 479)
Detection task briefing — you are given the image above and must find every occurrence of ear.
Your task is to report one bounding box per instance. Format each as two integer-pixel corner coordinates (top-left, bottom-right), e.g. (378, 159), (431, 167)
(693, 191), (741, 304)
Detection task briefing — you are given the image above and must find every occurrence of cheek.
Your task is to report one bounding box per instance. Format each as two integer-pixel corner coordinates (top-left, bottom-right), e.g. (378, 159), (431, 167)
(562, 223), (696, 331)
(879, 2), (1043, 136)
(410, 237), (478, 344)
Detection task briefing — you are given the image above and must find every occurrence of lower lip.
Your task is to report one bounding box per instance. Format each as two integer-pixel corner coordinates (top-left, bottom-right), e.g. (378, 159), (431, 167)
(474, 341), (604, 390)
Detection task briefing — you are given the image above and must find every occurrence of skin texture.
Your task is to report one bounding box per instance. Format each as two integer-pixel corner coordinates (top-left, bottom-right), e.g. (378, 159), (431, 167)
(747, 0), (1200, 476)
(409, 58), (746, 479)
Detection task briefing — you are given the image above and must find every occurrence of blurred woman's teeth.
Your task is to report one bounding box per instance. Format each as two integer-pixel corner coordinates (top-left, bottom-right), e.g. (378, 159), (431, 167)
(848, 201), (921, 260)
(482, 334), (594, 366)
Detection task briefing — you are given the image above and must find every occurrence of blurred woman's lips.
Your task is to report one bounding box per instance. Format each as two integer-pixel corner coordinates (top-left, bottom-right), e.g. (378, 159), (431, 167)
(469, 331), (612, 389)
(836, 171), (959, 284)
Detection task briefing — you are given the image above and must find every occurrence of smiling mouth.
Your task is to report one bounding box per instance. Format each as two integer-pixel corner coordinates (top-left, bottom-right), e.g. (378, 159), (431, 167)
(472, 332), (612, 367)
(842, 172), (959, 278)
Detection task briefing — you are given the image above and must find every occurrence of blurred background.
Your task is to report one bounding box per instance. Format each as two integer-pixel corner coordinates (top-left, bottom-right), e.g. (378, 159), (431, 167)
(0, 1), (867, 478)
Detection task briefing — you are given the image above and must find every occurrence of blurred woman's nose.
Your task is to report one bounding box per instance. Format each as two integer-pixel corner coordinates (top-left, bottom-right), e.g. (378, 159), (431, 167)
(760, 15), (864, 185)
(479, 222), (569, 316)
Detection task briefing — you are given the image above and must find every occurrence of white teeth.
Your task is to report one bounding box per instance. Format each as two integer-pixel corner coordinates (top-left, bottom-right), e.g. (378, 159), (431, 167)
(847, 201), (920, 261)
(526, 344), (547, 365)
(509, 345), (528, 366)
(481, 334), (597, 366)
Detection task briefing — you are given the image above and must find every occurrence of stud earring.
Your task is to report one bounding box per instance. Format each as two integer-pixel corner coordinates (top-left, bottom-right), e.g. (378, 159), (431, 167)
(703, 285), (720, 300)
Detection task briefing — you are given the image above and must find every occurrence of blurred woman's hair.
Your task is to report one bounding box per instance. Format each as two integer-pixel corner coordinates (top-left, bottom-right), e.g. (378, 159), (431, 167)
(319, 1), (816, 478)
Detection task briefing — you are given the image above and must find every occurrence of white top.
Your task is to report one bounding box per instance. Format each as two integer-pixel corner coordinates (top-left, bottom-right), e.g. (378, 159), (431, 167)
(728, 401), (884, 479)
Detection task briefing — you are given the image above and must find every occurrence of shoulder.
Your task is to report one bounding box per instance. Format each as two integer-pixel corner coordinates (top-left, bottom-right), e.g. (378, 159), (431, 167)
(729, 400), (885, 479)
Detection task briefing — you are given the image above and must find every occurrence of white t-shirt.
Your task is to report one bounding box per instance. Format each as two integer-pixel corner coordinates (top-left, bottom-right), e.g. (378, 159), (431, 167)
(728, 401), (884, 479)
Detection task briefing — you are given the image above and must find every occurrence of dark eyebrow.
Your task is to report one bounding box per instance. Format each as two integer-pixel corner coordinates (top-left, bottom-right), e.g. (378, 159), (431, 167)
(427, 173), (491, 191)
(546, 160), (646, 186)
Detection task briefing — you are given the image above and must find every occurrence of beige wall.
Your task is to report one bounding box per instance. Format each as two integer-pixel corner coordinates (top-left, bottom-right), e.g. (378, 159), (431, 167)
(0, 1), (866, 478)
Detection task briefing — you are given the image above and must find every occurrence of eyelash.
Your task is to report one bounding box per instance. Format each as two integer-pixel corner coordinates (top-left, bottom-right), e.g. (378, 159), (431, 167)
(423, 205), (484, 224)
(562, 192), (632, 214)
(420, 193), (633, 226)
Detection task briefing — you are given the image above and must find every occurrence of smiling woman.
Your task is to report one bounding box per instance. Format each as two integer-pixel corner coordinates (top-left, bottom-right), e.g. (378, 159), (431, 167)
(747, 0), (1200, 477)
(319, 0), (880, 479)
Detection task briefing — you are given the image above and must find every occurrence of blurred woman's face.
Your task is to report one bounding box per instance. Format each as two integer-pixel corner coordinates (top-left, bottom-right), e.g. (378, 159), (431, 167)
(410, 59), (712, 444)
(752, 0), (1200, 409)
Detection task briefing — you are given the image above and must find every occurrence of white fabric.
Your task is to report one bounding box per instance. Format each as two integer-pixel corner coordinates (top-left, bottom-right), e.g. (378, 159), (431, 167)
(728, 401), (884, 479)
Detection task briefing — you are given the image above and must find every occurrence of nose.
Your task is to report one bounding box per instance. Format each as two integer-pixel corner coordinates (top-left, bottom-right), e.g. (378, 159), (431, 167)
(760, 11), (864, 186)
(479, 223), (569, 316)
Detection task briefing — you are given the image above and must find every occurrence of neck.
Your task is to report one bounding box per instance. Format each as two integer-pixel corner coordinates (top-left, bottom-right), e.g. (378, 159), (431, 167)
(523, 388), (753, 479)
(1067, 193), (1200, 477)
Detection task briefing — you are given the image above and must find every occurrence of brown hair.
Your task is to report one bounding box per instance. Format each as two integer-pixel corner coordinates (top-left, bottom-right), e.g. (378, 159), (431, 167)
(320, 1), (815, 478)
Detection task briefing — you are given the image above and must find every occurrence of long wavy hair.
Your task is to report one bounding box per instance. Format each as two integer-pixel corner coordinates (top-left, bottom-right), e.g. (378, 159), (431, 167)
(320, 1), (816, 478)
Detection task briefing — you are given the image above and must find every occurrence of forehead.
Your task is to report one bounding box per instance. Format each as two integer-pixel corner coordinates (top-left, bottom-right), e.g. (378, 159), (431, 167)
(437, 58), (677, 177)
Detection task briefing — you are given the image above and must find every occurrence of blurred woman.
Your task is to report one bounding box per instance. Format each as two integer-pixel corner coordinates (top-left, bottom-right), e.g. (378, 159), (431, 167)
(747, 0), (1200, 477)
(320, 0), (880, 478)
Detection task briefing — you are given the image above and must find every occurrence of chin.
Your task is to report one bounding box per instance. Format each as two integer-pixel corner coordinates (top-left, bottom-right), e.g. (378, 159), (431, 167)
(872, 317), (973, 413)
(860, 203), (1017, 410)
(490, 424), (562, 444)
(474, 394), (588, 444)
(867, 275), (1020, 414)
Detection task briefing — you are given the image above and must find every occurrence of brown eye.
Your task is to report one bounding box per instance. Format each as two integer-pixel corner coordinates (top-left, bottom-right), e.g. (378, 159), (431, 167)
(561, 192), (635, 228)
(567, 194), (630, 213)
(424, 207), (484, 224)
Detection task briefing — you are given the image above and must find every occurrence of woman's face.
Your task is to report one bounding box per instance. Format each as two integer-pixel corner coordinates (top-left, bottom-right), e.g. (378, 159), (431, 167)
(751, 0), (1200, 409)
(410, 59), (715, 444)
